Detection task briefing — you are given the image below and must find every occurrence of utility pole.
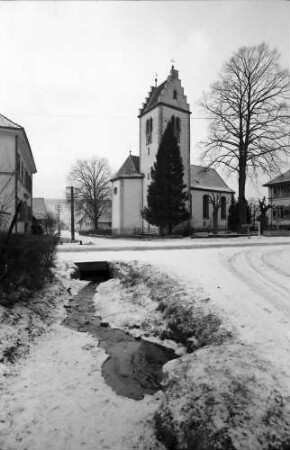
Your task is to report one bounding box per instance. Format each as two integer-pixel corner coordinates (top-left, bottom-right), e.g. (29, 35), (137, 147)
(66, 186), (75, 242)
(55, 204), (62, 235)
(70, 186), (75, 242)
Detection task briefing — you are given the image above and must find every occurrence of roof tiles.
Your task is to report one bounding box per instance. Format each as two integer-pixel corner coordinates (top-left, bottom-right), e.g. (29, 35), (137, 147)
(264, 169), (290, 186)
(190, 165), (234, 193)
(111, 155), (142, 181)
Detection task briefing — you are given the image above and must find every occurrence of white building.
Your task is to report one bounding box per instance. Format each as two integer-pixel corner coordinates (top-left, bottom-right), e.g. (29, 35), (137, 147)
(264, 169), (290, 227)
(190, 165), (234, 231)
(0, 114), (37, 233)
(111, 67), (233, 235)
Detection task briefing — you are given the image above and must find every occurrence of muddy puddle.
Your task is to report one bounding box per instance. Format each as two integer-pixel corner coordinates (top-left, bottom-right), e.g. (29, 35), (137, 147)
(63, 282), (177, 400)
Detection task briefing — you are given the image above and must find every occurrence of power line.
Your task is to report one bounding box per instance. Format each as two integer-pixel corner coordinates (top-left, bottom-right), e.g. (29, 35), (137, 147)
(11, 112), (213, 120)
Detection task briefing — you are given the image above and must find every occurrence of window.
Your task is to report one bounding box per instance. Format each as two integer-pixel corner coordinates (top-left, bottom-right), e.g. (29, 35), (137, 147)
(203, 195), (209, 218)
(146, 118), (153, 145)
(16, 153), (20, 180)
(23, 171), (32, 193)
(113, 187), (118, 195)
(221, 196), (227, 219)
(172, 116), (181, 143)
(173, 89), (178, 100)
(277, 206), (284, 219)
(273, 206), (286, 219)
(273, 185), (290, 198)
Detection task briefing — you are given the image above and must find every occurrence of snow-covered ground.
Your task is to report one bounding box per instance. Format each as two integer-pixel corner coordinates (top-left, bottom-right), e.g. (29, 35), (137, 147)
(0, 236), (289, 449)
(59, 236), (290, 384)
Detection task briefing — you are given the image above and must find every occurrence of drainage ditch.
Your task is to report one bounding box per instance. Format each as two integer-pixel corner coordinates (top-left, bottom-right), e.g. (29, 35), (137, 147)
(63, 262), (177, 401)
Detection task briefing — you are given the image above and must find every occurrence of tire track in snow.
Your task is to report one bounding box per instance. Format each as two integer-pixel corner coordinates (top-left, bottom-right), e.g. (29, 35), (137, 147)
(222, 246), (290, 318)
(261, 248), (290, 279)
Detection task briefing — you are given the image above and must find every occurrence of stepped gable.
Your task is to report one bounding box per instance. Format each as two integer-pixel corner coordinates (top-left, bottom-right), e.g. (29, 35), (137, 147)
(191, 165), (234, 193)
(264, 169), (290, 186)
(138, 66), (190, 117)
(111, 154), (142, 181)
(139, 82), (167, 117)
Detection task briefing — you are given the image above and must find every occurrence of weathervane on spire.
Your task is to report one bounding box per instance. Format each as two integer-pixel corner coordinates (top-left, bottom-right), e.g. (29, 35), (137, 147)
(154, 73), (158, 87)
(170, 58), (176, 69)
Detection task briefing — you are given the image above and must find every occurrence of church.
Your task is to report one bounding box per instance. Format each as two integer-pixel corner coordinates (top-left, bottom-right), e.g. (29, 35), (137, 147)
(111, 66), (234, 235)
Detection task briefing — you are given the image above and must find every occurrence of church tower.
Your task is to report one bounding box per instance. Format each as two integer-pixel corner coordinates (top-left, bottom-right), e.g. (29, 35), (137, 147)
(138, 66), (191, 230)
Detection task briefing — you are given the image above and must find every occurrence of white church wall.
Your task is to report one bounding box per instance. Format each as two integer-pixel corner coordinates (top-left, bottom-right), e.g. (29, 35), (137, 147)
(112, 179), (122, 233)
(191, 189), (232, 231)
(112, 178), (143, 235)
(122, 178), (143, 234)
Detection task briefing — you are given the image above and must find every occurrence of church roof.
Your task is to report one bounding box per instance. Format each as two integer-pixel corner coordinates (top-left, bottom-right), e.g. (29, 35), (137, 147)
(190, 165), (234, 193)
(139, 66), (190, 117)
(111, 154), (142, 181)
(263, 169), (290, 187)
(140, 81), (167, 116)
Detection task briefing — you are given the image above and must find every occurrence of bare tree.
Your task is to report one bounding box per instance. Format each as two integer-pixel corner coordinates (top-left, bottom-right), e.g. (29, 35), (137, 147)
(207, 193), (228, 235)
(248, 197), (259, 227)
(258, 196), (272, 234)
(68, 157), (112, 231)
(0, 175), (14, 231)
(201, 43), (290, 228)
(43, 211), (57, 235)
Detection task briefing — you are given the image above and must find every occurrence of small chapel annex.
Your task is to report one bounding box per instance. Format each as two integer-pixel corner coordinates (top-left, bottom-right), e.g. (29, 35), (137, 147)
(111, 66), (234, 235)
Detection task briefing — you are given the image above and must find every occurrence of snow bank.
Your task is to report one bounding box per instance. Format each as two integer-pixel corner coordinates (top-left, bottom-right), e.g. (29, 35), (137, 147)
(0, 276), (69, 371)
(0, 260), (166, 450)
(99, 261), (232, 351)
(157, 344), (290, 450)
(95, 260), (290, 450)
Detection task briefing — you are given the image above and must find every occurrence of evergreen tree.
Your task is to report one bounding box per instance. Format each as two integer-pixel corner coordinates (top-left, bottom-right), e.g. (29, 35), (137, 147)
(142, 116), (189, 235)
(228, 197), (251, 232)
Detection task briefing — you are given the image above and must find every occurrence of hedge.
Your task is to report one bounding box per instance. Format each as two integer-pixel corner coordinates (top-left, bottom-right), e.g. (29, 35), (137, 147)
(0, 234), (57, 304)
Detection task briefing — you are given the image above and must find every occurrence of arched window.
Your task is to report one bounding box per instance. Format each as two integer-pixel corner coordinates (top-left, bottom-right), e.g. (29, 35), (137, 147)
(172, 116), (181, 143)
(203, 195), (209, 219)
(173, 89), (178, 99)
(221, 196), (227, 219)
(146, 118), (153, 145)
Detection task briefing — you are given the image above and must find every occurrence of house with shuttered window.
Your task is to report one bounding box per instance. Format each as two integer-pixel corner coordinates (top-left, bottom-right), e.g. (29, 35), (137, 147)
(264, 170), (290, 227)
(0, 113), (36, 233)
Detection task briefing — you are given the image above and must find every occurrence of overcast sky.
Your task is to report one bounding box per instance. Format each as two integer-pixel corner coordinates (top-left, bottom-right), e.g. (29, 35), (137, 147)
(0, 1), (289, 199)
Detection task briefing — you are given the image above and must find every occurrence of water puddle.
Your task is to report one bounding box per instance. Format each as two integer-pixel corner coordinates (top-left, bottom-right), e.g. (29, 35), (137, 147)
(63, 282), (177, 400)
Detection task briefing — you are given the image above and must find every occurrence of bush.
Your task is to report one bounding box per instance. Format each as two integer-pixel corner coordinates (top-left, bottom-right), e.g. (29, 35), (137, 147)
(78, 228), (111, 236)
(0, 234), (57, 304)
